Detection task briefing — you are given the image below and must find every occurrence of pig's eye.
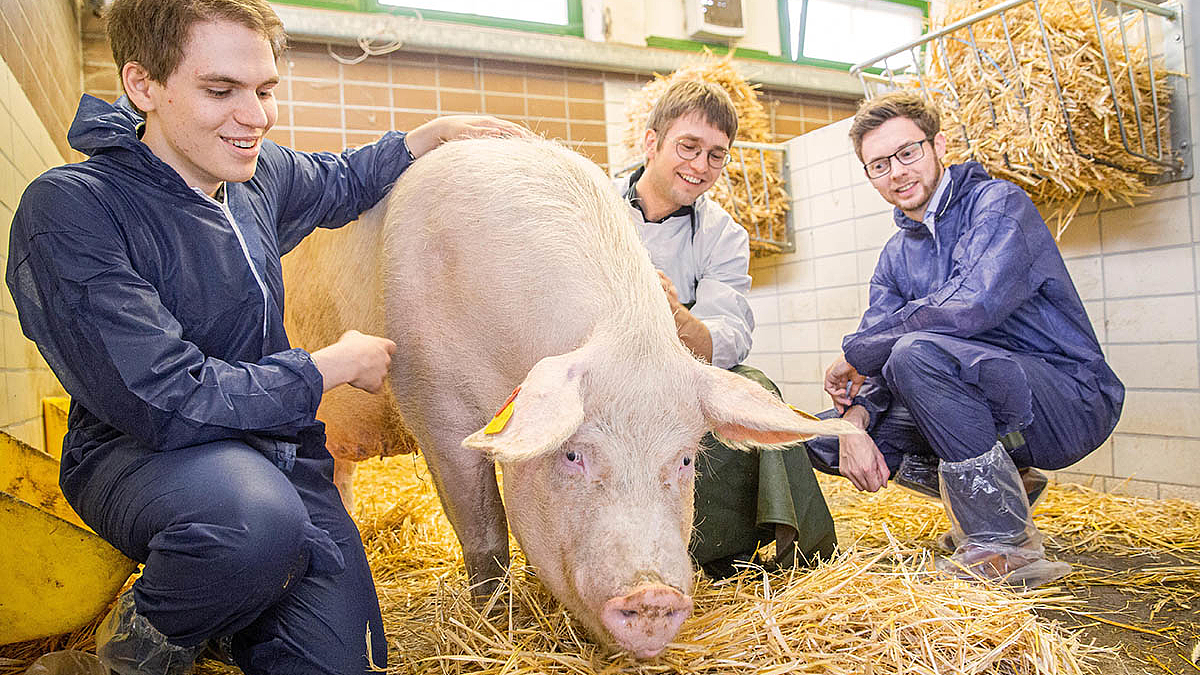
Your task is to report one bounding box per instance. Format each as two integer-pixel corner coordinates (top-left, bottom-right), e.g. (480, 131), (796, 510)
(682, 456), (692, 467)
(565, 450), (581, 463)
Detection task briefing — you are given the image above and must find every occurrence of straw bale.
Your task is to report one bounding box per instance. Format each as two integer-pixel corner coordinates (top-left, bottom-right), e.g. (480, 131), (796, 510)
(619, 54), (790, 257)
(909, 0), (1177, 237)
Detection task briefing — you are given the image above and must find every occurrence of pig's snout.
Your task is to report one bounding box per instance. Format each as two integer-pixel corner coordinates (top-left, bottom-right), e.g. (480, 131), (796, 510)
(600, 584), (693, 659)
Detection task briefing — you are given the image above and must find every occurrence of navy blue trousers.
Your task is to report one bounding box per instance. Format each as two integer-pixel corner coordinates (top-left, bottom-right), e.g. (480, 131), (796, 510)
(808, 332), (1113, 474)
(63, 437), (386, 674)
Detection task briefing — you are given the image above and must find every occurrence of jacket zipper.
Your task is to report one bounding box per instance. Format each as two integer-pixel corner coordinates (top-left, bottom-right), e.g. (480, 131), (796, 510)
(199, 187), (270, 341)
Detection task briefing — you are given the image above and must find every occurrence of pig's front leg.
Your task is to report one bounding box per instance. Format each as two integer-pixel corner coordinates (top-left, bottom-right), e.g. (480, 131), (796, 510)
(422, 436), (510, 596)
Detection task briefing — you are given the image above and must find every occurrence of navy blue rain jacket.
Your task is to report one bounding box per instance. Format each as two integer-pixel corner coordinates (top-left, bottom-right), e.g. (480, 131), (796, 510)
(843, 162), (1124, 428)
(6, 95), (412, 479)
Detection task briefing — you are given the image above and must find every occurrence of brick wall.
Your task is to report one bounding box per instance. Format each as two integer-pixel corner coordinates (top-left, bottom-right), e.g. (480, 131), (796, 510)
(0, 0), (83, 163)
(0, 53), (71, 450)
(746, 112), (1200, 503)
(81, 30), (857, 171)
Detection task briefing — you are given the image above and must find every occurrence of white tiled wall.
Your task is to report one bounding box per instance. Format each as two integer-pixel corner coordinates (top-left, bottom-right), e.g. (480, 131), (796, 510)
(0, 54), (69, 450)
(748, 103), (1200, 503)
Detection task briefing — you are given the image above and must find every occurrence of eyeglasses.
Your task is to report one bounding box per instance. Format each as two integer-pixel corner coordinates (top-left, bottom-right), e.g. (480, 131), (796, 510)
(673, 137), (731, 170)
(863, 137), (934, 179)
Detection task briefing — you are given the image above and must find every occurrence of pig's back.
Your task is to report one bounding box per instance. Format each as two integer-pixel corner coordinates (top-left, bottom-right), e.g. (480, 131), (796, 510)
(379, 137), (666, 425)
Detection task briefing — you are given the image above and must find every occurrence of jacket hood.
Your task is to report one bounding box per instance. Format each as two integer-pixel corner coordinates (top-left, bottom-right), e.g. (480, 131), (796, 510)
(66, 94), (202, 195)
(68, 94), (146, 156)
(894, 161), (991, 231)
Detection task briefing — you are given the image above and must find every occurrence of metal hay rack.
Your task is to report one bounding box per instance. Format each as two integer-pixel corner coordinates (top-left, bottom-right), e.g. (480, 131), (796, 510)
(850, 0), (1191, 191)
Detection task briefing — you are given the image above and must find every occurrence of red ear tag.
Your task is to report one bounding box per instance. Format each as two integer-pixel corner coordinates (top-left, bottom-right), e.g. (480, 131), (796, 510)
(483, 386), (521, 435)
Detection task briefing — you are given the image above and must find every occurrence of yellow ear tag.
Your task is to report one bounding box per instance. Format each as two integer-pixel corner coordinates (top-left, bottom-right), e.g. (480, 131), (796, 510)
(483, 386), (521, 435)
(788, 404), (820, 422)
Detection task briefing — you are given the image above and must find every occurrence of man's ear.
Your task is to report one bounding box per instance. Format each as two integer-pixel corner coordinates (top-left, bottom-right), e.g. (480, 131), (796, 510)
(642, 128), (658, 161)
(694, 364), (861, 445)
(462, 344), (596, 463)
(121, 61), (157, 113)
(932, 131), (948, 161)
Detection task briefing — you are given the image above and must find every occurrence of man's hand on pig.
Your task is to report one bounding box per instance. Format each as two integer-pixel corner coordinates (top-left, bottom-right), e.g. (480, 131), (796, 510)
(311, 329), (396, 394)
(405, 115), (535, 158)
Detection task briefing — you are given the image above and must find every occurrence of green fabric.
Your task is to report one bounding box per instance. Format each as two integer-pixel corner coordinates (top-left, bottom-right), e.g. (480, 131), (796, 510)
(690, 365), (837, 571)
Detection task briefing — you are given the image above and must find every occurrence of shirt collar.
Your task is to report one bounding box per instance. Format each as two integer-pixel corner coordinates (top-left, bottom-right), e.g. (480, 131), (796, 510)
(922, 167), (953, 235)
(625, 166), (694, 223)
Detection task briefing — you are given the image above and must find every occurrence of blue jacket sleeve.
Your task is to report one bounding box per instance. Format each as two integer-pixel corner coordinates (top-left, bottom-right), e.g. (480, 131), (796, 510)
(843, 185), (1037, 376)
(258, 131), (413, 254)
(6, 180), (324, 452)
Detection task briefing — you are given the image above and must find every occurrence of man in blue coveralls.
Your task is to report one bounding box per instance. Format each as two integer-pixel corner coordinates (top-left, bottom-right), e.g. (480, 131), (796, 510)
(5, 0), (526, 672)
(805, 91), (1124, 587)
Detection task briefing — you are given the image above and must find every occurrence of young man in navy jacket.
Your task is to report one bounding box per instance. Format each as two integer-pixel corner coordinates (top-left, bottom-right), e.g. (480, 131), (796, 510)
(6, 0), (524, 672)
(807, 91), (1123, 587)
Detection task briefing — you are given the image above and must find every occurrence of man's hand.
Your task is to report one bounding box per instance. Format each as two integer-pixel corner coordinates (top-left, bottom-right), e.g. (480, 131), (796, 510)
(404, 115), (534, 159)
(823, 354), (865, 413)
(656, 269), (713, 362)
(310, 330), (397, 394)
(657, 270), (680, 308)
(838, 405), (889, 492)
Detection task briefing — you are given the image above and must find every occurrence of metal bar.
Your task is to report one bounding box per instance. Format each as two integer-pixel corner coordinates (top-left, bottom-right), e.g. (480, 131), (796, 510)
(966, 26), (1001, 128)
(736, 147), (756, 212)
(1115, 1), (1149, 156)
(758, 148), (770, 215)
(1087, 0), (1139, 157)
(1107, 0), (1177, 18)
(912, 45), (933, 101)
(721, 171), (741, 221)
(1140, 6), (1164, 158)
(1000, 9), (1034, 133)
(937, 35), (973, 157)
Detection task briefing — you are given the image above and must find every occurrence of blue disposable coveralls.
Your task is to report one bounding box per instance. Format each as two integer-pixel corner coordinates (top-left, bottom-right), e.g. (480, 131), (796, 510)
(6, 95), (412, 674)
(806, 162), (1124, 473)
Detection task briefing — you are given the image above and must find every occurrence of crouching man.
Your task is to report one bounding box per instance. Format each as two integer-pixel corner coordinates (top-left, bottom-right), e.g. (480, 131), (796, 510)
(806, 91), (1123, 587)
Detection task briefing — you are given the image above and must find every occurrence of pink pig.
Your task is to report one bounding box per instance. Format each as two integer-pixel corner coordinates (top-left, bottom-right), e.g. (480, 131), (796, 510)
(284, 137), (858, 658)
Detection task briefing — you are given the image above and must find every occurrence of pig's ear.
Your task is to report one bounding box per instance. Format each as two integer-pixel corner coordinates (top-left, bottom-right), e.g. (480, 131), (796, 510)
(462, 347), (591, 463)
(695, 364), (861, 445)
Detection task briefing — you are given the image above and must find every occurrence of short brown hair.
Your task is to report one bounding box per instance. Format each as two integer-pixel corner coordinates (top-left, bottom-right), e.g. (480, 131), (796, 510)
(107, 0), (286, 84)
(646, 80), (738, 147)
(847, 91), (940, 160)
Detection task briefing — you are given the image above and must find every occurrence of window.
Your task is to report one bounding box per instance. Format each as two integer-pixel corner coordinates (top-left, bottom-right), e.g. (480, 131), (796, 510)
(376, 0), (569, 25)
(782, 0), (926, 70)
(276, 1), (583, 37)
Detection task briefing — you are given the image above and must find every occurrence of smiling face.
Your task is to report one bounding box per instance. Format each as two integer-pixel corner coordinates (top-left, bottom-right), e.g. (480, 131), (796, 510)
(860, 116), (947, 222)
(636, 112), (730, 221)
(127, 19), (279, 195)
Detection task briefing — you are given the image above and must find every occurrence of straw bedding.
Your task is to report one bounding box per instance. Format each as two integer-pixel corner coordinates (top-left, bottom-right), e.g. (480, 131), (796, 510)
(910, 0), (1177, 237)
(619, 55), (790, 257)
(3, 454), (1197, 674)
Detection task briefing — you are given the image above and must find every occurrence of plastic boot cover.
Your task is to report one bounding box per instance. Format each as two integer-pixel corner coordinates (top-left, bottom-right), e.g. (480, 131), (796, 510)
(936, 465), (1052, 551)
(95, 591), (203, 675)
(22, 651), (107, 675)
(894, 453), (941, 500)
(934, 443), (1071, 588)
